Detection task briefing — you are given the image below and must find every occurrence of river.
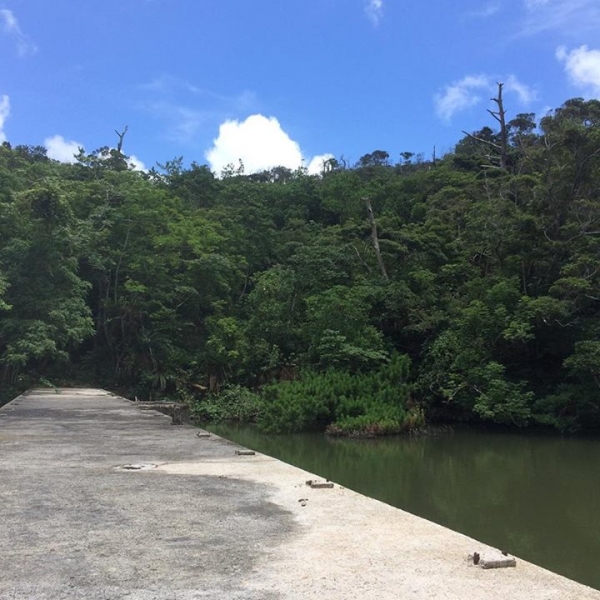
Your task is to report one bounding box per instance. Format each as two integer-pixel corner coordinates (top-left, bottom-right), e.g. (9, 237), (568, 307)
(205, 423), (600, 591)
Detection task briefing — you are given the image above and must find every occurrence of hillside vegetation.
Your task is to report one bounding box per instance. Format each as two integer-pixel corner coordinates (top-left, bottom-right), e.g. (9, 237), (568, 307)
(2, 97), (600, 434)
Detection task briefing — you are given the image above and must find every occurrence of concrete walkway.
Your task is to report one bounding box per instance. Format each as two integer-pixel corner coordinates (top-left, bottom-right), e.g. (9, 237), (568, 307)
(1, 389), (598, 600)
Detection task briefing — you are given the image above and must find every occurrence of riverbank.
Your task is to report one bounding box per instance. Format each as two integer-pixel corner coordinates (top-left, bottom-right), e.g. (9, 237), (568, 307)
(1, 388), (598, 599)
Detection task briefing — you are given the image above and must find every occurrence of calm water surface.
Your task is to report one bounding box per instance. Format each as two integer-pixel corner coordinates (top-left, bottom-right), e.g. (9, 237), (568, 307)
(206, 423), (600, 591)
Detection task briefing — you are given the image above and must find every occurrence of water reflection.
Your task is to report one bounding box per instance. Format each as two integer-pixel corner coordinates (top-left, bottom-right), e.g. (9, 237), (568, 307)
(207, 423), (600, 591)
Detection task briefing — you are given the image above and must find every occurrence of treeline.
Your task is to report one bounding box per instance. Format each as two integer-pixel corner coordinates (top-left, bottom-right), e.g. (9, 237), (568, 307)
(1, 97), (600, 433)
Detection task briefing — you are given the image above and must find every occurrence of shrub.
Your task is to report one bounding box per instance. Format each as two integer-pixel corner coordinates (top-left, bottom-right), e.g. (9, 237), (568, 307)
(191, 384), (262, 423)
(258, 353), (423, 435)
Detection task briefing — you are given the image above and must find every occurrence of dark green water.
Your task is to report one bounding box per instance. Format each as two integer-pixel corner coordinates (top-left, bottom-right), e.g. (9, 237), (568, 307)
(206, 423), (600, 591)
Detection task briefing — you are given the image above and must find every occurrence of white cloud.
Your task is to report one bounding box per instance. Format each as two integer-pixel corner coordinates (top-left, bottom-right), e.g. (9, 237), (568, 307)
(365, 0), (383, 26)
(556, 45), (600, 96)
(144, 101), (210, 143)
(142, 75), (256, 111)
(504, 75), (538, 103)
(467, 2), (501, 18)
(141, 77), (257, 144)
(46, 136), (147, 171)
(206, 115), (301, 174)
(205, 114), (331, 176)
(0, 8), (17, 29)
(434, 75), (490, 122)
(0, 9), (37, 57)
(435, 75), (537, 122)
(44, 135), (82, 163)
(0, 94), (9, 143)
(128, 155), (147, 171)
(142, 75), (202, 95)
(520, 0), (600, 36)
(524, 0), (550, 8)
(307, 153), (335, 175)
(44, 134), (146, 170)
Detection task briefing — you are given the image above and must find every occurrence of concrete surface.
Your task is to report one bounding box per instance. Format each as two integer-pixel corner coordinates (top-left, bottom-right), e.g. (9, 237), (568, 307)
(1, 388), (599, 600)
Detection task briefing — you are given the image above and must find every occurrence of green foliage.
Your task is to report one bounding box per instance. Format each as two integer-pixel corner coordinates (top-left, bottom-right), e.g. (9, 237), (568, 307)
(258, 353), (423, 435)
(303, 285), (389, 370)
(191, 384), (262, 423)
(0, 180), (93, 385)
(2, 98), (600, 433)
(470, 362), (533, 427)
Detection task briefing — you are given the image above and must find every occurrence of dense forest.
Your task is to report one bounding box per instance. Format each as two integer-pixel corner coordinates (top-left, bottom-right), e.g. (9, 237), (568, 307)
(2, 95), (600, 434)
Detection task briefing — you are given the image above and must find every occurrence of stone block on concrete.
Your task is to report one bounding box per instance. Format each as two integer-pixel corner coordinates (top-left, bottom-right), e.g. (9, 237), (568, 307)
(477, 551), (517, 569)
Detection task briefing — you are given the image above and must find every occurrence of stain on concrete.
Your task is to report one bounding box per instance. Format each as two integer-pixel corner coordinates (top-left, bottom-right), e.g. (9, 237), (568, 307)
(0, 390), (293, 599)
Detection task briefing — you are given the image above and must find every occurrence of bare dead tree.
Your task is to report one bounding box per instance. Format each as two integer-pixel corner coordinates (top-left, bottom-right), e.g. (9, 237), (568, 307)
(115, 126), (129, 155)
(461, 82), (509, 170)
(363, 197), (389, 280)
(487, 83), (508, 169)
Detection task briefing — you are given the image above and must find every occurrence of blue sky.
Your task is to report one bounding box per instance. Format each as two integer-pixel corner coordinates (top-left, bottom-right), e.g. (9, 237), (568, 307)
(1, 0), (600, 174)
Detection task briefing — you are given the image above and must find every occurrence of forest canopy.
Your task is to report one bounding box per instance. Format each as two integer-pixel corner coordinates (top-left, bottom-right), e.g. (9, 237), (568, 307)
(2, 96), (600, 434)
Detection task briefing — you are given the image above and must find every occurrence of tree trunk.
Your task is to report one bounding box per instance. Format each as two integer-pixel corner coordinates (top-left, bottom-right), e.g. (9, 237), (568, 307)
(363, 197), (389, 280)
(488, 82), (508, 170)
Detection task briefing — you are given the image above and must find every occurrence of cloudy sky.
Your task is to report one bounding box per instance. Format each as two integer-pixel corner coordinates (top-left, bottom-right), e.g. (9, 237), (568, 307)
(1, 0), (599, 174)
